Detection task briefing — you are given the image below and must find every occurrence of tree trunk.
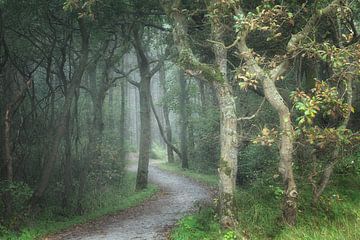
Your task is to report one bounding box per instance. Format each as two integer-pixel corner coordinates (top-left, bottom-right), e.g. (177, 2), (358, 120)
(119, 80), (127, 161)
(136, 75), (151, 190)
(198, 80), (207, 114)
(77, 106), (93, 214)
(150, 92), (183, 160)
(312, 78), (353, 204)
(135, 86), (140, 148)
(88, 64), (106, 139)
(94, 95), (105, 137)
(31, 106), (69, 206)
(215, 82), (239, 227)
(178, 69), (189, 169)
(237, 24), (298, 225)
(186, 81), (195, 161)
(312, 152), (338, 204)
(4, 107), (13, 182)
(62, 109), (72, 209)
(108, 87), (114, 129)
(77, 62), (108, 210)
(262, 76), (298, 226)
(3, 106), (13, 217)
(133, 26), (152, 190)
(159, 65), (174, 163)
(211, 9), (239, 226)
(131, 24), (167, 189)
(162, 0), (239, 226)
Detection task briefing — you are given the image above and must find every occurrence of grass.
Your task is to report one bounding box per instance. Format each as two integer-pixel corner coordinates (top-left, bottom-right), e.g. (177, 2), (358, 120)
(161, 161), (360, 240)
(0, 173), (158, 240)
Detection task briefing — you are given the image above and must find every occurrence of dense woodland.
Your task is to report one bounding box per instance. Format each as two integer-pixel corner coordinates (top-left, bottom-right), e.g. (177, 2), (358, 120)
(1, 0), (360, 239)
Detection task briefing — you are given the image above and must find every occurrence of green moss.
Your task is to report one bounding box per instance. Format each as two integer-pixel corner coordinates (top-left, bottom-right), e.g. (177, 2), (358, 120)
(225, 167), (232, 176)
(178, 49), (224, 83)
(219, 159), (232, 176)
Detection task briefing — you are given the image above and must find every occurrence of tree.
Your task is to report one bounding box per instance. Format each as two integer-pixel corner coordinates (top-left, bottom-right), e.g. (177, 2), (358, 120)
(128, 24), (169, 190)
(178, 68), (189, 169)
(162, 0), (239, 227)
(159, 64), (175, 163)
(162, 0), (360, 226)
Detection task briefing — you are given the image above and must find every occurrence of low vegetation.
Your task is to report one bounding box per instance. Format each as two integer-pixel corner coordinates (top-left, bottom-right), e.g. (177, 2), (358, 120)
(163, 151), (360, 240)
(0, 173), (158, 240)
(1, 0), (360, 238)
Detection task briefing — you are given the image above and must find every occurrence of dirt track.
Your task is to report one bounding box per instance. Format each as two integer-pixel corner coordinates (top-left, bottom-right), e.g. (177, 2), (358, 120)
(47, 154), (211, 240)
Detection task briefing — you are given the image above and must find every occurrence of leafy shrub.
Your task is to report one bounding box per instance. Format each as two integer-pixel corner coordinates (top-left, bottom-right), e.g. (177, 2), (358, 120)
(171, 207), (220, 240)
(0, 181), (33, 229)
(88, 139), (126, 187)
(237, 144), (278, 186)
(336, 148), (360, 176)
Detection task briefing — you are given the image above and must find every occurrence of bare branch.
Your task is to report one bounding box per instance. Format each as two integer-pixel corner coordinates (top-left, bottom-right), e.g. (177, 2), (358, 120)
(238, 98), (265, 121)
(114, 66), (140, 87)
(287, 0), (343, 51)
(149, 93), (183, 159)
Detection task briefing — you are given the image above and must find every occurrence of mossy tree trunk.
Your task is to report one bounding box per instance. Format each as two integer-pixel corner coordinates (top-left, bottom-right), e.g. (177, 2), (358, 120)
(211, 5), (239, 226)
(162, 0), (239, 227)
(215, 82), (239, 227)
(238, 36), (298, 225)
(262, 76), (298, 226)
(235, 0), (344, 225)
(178, 69), (189, 169)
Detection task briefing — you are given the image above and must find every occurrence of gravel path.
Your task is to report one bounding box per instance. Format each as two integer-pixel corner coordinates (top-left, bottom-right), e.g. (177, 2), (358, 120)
(46, 154), (211, 240)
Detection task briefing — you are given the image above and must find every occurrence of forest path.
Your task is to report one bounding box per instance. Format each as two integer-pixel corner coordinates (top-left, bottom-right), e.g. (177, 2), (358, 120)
(46, 153), (211, 240)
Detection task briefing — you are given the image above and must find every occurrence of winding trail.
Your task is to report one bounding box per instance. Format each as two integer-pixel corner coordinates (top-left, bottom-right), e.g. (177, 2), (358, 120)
(47, 154), (211, 240)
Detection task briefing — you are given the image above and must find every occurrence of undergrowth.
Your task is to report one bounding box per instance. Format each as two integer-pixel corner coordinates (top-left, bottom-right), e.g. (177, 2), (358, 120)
(0, 173), (158, 240)
(163, 161), (360, 240)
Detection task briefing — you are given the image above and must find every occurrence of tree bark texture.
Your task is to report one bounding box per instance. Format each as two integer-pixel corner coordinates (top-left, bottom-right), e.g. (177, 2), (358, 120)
(136, 75), (151, 190)
(162, 0), (239, 227)
(215, 82), (239, 228)
(133, 26), (152, 190)
(262, 76), (298, 226)
(211, 5), (239, 226)
(178, 69), (189, 169)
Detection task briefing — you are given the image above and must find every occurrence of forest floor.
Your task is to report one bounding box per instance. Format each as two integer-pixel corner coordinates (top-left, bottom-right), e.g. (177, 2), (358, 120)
(44, 153), (211, 240)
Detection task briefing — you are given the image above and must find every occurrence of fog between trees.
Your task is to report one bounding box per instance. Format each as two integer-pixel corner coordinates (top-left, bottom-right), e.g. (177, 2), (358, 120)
(1, 0), (360, 238)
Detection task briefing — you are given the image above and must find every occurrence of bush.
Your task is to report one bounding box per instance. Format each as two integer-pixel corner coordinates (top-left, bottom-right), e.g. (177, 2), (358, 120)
(0, 181), (33, 229)
(237, 144), (278, 186)
(88, 139), (127, 187)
